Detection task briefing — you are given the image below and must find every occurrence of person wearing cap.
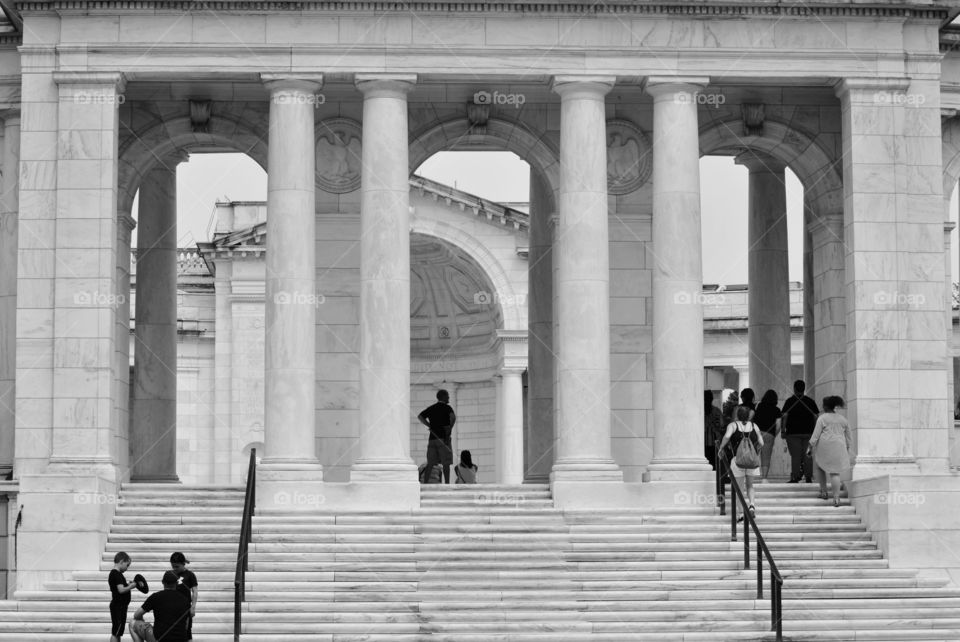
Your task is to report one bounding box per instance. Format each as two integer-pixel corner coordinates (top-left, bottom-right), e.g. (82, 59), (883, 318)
(108, 551), (133, 642)
(129, 571), (191, 642)
(169, 552), (198, 639)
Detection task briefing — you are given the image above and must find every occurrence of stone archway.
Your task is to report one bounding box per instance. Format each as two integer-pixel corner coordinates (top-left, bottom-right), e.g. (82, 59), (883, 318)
(699, 118), (846, 478)
(409, 116), (560, 214)
(118, 108), (268, 215)
(410, 218), (524, 333)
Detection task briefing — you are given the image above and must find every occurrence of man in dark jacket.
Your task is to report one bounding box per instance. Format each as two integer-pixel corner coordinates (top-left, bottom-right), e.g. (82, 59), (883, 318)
(780, 380), (820, 483)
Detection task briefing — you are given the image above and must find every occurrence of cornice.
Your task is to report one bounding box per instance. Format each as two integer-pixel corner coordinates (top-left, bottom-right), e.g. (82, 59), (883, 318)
(15, 1), (955, 20)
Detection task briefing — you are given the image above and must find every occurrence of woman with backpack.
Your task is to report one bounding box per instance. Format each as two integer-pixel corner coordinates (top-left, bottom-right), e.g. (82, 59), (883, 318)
(718, 405), (764, 518)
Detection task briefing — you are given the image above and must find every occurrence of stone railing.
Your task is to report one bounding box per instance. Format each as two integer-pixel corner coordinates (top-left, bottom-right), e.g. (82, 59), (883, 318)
(130, 248), (209, 276)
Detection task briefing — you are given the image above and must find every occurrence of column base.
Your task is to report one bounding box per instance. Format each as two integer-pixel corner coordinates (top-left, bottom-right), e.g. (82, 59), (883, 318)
(550, 459), (624, 482)
(642, 458), (715, 482)
(350, 458), (419, 482)
(129, 475), (180, 483)
(852, 458), (920, 480)
(257, 459), (324, 511)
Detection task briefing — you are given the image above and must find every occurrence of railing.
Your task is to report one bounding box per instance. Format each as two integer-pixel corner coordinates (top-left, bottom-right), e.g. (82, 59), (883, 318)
(233, 448), (257, 642)
(715, 444), (784, 641)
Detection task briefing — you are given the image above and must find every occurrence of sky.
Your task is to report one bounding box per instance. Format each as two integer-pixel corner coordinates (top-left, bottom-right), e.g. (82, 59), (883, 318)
(149, 151), (960, 285)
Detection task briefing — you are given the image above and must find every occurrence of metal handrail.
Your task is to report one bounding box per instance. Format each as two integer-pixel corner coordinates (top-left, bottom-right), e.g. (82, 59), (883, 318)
(234, 448), (257, 642)
(715, 443), (784, 641)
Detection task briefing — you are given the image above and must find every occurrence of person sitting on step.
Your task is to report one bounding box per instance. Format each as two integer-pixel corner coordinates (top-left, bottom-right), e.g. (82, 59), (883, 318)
(454, 450), (478, 484)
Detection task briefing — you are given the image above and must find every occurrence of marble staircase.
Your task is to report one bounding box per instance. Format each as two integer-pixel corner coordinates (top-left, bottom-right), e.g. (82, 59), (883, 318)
(0, 482), (959, 641)
(0, 483), (243, 640)
(240, 483), (960, 642)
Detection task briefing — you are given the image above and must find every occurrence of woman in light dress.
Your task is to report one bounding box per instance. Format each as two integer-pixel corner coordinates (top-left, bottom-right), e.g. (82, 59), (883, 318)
(807, 395), (855, 507)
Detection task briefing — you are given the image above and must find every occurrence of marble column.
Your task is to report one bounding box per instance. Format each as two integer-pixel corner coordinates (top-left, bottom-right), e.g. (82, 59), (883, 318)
(525, 170), (554, 482)
(351, 74), (419, 483)
(497, 329), (527, 484)
(803, 203), (815, 388)
(260, 75), (322, 475)
(131, 156), (182, 482)
(0, 112), (19, 479)
(737, 151), (792, 401)
(550, 76), (621, 483)
(945, 222), (957, 468)
(645, 77), (713, 480)
(734, 366), (750, 396)
(810, 213), (846, 401)
(113, 213), (134, 476)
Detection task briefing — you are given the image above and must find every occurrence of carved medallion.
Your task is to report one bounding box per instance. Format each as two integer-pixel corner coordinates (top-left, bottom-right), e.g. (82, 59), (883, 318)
(606, 119), (652, 195)
(316, 118), (362, 193)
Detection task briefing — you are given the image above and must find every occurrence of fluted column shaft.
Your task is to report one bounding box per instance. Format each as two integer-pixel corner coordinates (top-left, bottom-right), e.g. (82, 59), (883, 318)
(550, 76), (621, 481)
(0, 113), (18, 478)
(263, 77), (321, 465)
(132, 158), (180, 481)
(646, 77), (712, 478)
(353, 75), (417, 479)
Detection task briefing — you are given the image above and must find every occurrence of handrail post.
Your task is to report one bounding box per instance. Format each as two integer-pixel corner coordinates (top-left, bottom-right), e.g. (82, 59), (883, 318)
(234, 447), (257, 642)
(743, 509), (750, 568)
(757, 544), (763, 598)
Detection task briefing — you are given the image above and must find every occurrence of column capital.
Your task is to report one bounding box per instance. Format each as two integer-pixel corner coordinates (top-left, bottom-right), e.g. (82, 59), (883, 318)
(0, 109), (19, 123)
(118, 212), (137, 233)
(551, 75), (615, 98)
(496, 329), (528, 372)
(149, 150), (189, 174)
(734, 150), (787, 173)
(355, 74), (417, 96)
(945, 221), (956, 234)
(643, 76), (710, 98)
(808, 212), (843, 237)
(52, 71), (126, 92)
(833, 77), (910, 100)
(260, 73), (324, 93)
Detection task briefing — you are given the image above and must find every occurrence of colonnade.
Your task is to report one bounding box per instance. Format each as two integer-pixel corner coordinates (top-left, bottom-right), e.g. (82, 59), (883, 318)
(14, 72), (936, 493)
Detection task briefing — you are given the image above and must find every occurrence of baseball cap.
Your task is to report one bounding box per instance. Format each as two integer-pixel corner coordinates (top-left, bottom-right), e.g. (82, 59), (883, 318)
(170, 552), (190, 565)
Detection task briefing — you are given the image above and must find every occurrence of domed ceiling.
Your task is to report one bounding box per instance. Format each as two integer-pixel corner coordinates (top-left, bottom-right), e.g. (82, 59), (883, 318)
(410, 233), (502, 356)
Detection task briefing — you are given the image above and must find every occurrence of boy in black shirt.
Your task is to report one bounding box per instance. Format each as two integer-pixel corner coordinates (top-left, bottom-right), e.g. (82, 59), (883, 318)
(169, 552), (198, 639)
(108, 551), (133, 642)
(130, 571), (192, 642)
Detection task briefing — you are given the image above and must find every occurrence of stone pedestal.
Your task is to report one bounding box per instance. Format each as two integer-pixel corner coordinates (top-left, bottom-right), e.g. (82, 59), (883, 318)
(549, 76), (624, 507)
(258, 75), (324, 507)
(643, 77), (713, 484)
(132, 158), (180, 482)
(349, 74), (419, 508)
(849, 475), (960, 586)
